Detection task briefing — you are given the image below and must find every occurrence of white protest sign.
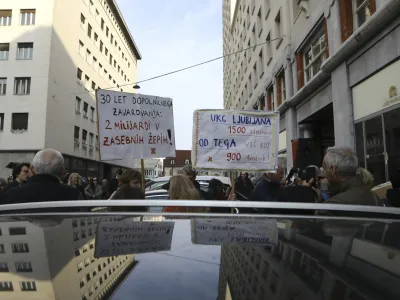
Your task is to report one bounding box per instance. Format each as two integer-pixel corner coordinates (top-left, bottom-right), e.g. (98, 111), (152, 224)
(96, 89), (176, 160)
(94, 221), (175, 257)
(192, 110), (279, 171)
(190, 218), (278, 246)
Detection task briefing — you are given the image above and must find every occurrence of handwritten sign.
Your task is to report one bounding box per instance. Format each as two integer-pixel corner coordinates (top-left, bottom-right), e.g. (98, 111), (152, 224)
(190, 218), (278, 246)
(192, 110), (279, 171)
(96, 89), (176, 160)
(94, 221), (175, 257)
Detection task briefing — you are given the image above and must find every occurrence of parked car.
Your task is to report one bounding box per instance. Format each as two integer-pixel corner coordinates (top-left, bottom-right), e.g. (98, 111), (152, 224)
(145, 176), (231, 191)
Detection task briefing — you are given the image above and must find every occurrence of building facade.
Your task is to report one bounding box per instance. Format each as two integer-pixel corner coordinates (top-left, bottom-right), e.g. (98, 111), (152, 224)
(163, 150), (192, 177)
(0, 217), (136, 299)
(0, 0), (141, 179)
(223, 0), (400, 184)
(131, 158), (163, 179)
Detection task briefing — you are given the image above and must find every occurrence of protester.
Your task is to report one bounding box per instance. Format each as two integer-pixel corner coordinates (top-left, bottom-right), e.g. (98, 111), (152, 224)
(101, 179), (110, 199)
(357, 167), (375, 189)
(84, 177), (103, 200)
(180, 165), (209, 199)
(235, 172), (254, 200)
(0, 178), (7, 200)
(108, 169), (122, 195)
(206, 178), (230, 213)
(2, 149), (83, 204)
(109, 169), (142, 199)
(3, 162), (31, 194)
(250, 167), (284, 203)
(109, 185), (147, 212)
(322, 147), (379, 205)
(68, 173), (86, 200)
(385, 168), (400, 207)
(164, 175), (208, 213)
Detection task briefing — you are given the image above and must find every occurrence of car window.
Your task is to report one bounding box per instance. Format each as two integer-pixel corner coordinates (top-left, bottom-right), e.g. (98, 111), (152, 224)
(146, 181), (168, 191)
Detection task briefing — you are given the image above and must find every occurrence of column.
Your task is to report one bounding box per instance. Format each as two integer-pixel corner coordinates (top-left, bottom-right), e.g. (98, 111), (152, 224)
(285, 107), (298, 170)
(324, 0), (342, 54)
(331, 62), (354, 148)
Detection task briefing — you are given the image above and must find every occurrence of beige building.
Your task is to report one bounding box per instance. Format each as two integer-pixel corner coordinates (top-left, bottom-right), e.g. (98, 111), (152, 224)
(0, 0), (141, 179)
(223, 0), (400, 181)
(0, 217), (135, 300)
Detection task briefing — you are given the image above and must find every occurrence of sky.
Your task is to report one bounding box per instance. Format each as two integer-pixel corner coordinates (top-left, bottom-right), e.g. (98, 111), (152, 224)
(116, 0), (224, 150)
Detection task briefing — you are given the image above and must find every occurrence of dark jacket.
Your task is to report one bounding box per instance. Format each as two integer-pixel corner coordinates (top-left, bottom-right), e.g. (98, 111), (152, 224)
(386, 189), (400, 207)
(235, 177), (254, 199)
(2, 174), (82, 205)
(247, 176), (281, 213)
(2, 180), (22, 195)
(326, 177), (379, 206)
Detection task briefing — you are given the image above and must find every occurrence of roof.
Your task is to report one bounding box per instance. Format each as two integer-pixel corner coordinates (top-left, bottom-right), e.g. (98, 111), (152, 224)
(164, 150), (192, 167)
(132, 159), (160, 170)
(108, 0), (142, 60)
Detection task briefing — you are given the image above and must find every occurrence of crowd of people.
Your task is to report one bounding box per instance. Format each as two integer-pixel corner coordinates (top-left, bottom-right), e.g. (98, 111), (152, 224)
(0, 147), (398, 212)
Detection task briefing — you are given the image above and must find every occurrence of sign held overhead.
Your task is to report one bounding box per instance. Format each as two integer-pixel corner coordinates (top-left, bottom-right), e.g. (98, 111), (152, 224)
(96, 89), (176, 160)
(192, 109), (279, 171)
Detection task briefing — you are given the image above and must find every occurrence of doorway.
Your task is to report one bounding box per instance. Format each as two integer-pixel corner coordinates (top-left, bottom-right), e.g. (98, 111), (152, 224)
(355, 106), (400, 185)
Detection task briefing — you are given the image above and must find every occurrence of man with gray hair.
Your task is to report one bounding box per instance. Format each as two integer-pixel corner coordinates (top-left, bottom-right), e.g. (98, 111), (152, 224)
(2, 149), (83, 204)
(322, 147), (378, 205)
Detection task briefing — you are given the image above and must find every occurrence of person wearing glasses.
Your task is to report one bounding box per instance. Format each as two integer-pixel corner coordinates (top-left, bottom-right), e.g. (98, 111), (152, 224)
(2, 162), (31, 195)
(84, 177), (103, 200)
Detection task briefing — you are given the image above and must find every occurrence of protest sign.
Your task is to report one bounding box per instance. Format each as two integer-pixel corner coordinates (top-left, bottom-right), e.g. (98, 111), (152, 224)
(192, 110), (279, 171)
(190, 218), (278, 246)
(96, 89), (176, 160)
(94, 220), (175, 257)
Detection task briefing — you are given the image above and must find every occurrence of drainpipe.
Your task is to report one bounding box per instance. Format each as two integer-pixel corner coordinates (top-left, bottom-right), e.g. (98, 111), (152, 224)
(278, 0), (400, 114)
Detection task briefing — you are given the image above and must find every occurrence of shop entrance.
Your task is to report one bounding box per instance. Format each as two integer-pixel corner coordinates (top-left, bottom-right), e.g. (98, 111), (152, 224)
(355, 105), (400, 185)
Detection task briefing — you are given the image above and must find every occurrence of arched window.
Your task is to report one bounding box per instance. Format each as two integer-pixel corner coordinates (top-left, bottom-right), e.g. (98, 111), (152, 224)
(184, 159), (190, 165)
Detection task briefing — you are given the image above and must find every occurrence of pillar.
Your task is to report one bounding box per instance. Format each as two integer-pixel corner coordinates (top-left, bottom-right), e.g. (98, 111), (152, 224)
(331, 62), (354, 148)
(285, 107), (298, 170)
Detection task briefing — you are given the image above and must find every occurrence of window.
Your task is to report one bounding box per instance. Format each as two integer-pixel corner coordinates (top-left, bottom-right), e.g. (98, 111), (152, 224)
(0, 244), (4, 253)
(14, 77), (32, 95)
(87, 23), (92, 38)
(100, 41), (103, 52)
(275, 10), (283, 49)
(267, 85), (274, 111)
(77, 68), (83, 81)
(113, 60), (116, 68)
(9, 227), (26, 235)
(105, 47), (108, 56)
(90, 107), (95, 121)
(86, 49), (91, 63)
(15, 262), (32, 272)
(73, 232), (79, 241)
(84, 75), (90, 89)
(11, 113), (28, 131)
(98, 63), (103, 74)
(92, 57), (97, 70)
(110, 34), (114, 44)
(17, 43), (33, 60)
(12, 243), (29, 253)
(109, 54), (113, 65)
(106, 26), (109, 37)
(94, 32), (98, 44)
(258, 50), (265, 78)
(252, 64), (257, 88)
(89, 0), (94, 13)
(304, 31), (326, 82)
(83, 102), (88, 117)
(80, 13), (85, 29)
(355, 0), (373, 27)
(0, 43), (9, 60)
(75, 97), (81, 113)
(0, 78), (6, 95)
(20, 281), (36, 291)
(101, 18), (104, 30)
(0, 262), (8, 272)
(95, 135), (99, 148)
(276, 71), (286, 107)
(79, 40), (85, 57)
(0, 10), (12, 26)
(20, 9), (35, 25)
(0, 282), (13, 291)
(74, 126), (80, 141)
